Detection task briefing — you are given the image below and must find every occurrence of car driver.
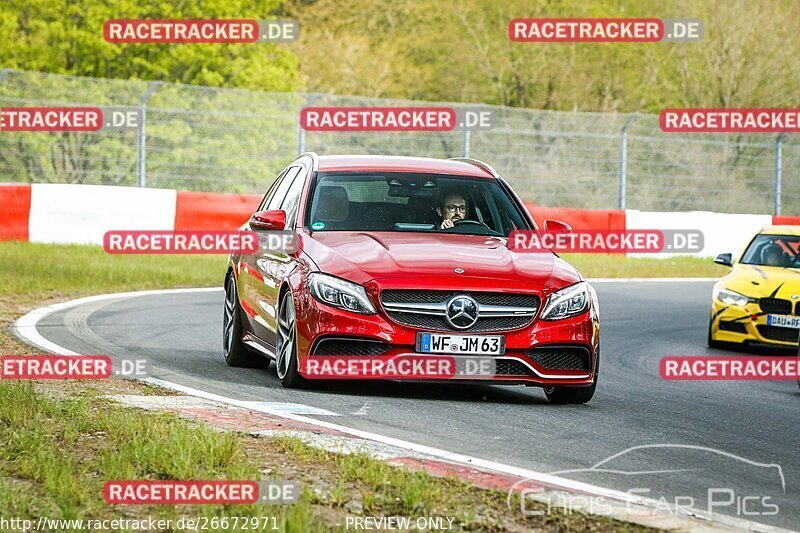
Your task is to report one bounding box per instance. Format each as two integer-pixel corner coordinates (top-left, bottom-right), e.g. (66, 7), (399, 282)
(761, 242), (786, 266)
(436, 192), (469, 229)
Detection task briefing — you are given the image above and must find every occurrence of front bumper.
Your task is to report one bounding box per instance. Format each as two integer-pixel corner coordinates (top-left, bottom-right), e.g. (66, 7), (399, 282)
(293, 280), (600, 387)
(710, 300), (800, 347)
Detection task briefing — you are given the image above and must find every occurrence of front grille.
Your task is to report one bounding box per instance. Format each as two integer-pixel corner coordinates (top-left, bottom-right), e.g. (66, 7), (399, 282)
(719, 321), (748, 334)
(312, 338), (390, 356)
(756, 325), (800, 343)
(526, 346), (592, 371)
(759, 298), (793, 315)
(380, 290), (539, 332)
(386, 312), (533, 332)
(381, 290), (537, 307)
(796, 301), (800, 316)
(494, 359), (534, 376)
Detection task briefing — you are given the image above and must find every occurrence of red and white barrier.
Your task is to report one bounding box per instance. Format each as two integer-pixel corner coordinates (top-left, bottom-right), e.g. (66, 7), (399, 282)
(175, 190), (262, 231)
(525, 204), (626, 233)
(625, 210), (772, 259)
(0, 183), (796, 257)
(28, 184), (176, 245)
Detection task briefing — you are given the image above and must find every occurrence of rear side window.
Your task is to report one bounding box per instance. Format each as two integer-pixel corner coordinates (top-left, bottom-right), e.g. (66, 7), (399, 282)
(257, 168), (289, 211)
(266, 166), (301, 211)
(280, 167), (307, 229)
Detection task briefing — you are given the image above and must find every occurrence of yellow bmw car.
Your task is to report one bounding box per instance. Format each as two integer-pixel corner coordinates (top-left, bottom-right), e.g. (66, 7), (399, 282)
(709, 225), (800, 349)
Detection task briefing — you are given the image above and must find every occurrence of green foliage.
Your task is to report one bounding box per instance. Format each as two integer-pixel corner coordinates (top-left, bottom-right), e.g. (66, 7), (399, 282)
(0, 0), (299, 91)
(287, 0), (800, 112)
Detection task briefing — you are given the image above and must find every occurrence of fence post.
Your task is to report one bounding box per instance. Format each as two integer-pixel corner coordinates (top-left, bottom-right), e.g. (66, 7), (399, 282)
(461, 129), (471, 158)
(618, 114), (638, 210)
(297, 94), (321, 155)
(0, 68), (11, 83)
(137, 82), (161, 188)
(774, 133), (785, 215)
(297, 120), (306, 156)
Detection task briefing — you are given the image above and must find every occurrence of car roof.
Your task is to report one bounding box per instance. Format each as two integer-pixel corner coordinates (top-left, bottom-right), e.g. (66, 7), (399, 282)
(315, 155), (495, 179)
(760, 225), (800, 236)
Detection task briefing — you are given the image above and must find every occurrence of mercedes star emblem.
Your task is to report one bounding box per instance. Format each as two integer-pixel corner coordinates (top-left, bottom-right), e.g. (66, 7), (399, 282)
(445, 295), (479, 329)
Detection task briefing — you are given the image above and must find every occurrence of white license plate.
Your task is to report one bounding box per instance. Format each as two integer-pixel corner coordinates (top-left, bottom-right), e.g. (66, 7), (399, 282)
(417, 332), (505, 355)
(766, 315), (800, 329)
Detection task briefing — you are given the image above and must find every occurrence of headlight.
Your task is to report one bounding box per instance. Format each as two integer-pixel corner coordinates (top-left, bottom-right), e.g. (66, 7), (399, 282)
(541, 282), (590, 320)
(714, 287), (755, 307)
(308, 273), (376, 314)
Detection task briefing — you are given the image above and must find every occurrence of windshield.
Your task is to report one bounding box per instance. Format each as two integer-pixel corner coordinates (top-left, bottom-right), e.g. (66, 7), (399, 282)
(740, 234), (800, 268)
(307, 172), (531, 236)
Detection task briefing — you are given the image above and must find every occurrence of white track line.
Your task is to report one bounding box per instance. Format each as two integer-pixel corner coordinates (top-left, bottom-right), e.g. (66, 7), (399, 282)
(11, 286), (786, 533)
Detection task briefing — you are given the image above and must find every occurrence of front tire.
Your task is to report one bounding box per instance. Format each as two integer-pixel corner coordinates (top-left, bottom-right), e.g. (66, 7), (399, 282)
(544, 381), (596, 404)
(276, 290), (307, 388)
(223, 274), (266, 368)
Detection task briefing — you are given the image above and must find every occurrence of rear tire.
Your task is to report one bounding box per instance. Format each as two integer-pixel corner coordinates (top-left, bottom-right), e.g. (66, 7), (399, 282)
(223, 274), (267, 368)
(276, 290), (308, 388)
(544, 346), (598, 404)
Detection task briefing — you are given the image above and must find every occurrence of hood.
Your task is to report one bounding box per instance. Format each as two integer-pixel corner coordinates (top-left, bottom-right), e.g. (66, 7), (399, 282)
(723, 263), (800, 298)
(301, 231), (581, 291)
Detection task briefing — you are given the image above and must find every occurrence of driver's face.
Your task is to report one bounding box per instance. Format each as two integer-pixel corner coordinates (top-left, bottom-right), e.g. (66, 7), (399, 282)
(438, 194), (468, 223)
(764, 249), (783, 266)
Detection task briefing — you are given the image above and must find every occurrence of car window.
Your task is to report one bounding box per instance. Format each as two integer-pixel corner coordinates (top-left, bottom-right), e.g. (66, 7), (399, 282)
(307, 172), (530, 236)
(258, 168), (289, 211)
(741, 234), (800, 267)
(279, 166), (307, 229)
(266, 166), (302, 211)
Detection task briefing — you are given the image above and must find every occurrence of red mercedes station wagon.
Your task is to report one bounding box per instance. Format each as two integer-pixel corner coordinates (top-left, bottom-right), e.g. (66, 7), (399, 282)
(224, 154), (599, 403)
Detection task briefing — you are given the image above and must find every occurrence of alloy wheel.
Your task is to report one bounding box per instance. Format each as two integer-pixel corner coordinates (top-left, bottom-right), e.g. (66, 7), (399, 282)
(223, 276), (237, 356)
(276, 292), (296, 380)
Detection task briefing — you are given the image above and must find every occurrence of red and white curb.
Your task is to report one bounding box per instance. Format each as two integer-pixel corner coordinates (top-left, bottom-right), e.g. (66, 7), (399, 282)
(12, 287), (787, 532)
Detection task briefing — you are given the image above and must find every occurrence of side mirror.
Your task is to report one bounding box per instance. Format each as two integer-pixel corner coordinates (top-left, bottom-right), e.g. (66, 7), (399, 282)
(714, 253), (733, 267)
(249, 210), (286, 231)
(543, 219), (572, 234)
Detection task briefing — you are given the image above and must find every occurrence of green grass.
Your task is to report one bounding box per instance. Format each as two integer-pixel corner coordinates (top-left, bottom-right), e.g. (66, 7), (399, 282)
(562, 253), (725, 278)
(1, 241), (225, 302)
(0, 382), (329, 530)
(271, 436), (449, 515)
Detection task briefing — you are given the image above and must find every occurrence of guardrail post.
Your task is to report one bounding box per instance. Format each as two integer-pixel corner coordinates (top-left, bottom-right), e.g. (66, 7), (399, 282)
(774, 133), (785, 215)
(619, 114), (638, 210)
(137, 82), (161, 188)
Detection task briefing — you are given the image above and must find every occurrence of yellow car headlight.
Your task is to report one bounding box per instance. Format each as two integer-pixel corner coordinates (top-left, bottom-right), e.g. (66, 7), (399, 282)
(714, 287), (756, 307)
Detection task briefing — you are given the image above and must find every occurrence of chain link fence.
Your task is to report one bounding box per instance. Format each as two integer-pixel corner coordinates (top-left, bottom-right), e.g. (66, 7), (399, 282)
(0, 69), (797, 214)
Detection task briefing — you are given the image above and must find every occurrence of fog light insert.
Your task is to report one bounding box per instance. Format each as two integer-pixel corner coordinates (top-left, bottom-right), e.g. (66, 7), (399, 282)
(525, 346), (591, 370)
(312, 338), (390, 356)
(718, 321), (747, 334)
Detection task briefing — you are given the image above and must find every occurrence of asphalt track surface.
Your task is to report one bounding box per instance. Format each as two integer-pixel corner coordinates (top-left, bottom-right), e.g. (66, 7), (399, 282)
(21, 281), (800, 530)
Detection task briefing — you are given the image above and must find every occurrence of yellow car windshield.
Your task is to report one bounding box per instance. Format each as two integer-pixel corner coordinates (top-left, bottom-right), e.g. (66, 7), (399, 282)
(741, 234), (800, 268)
